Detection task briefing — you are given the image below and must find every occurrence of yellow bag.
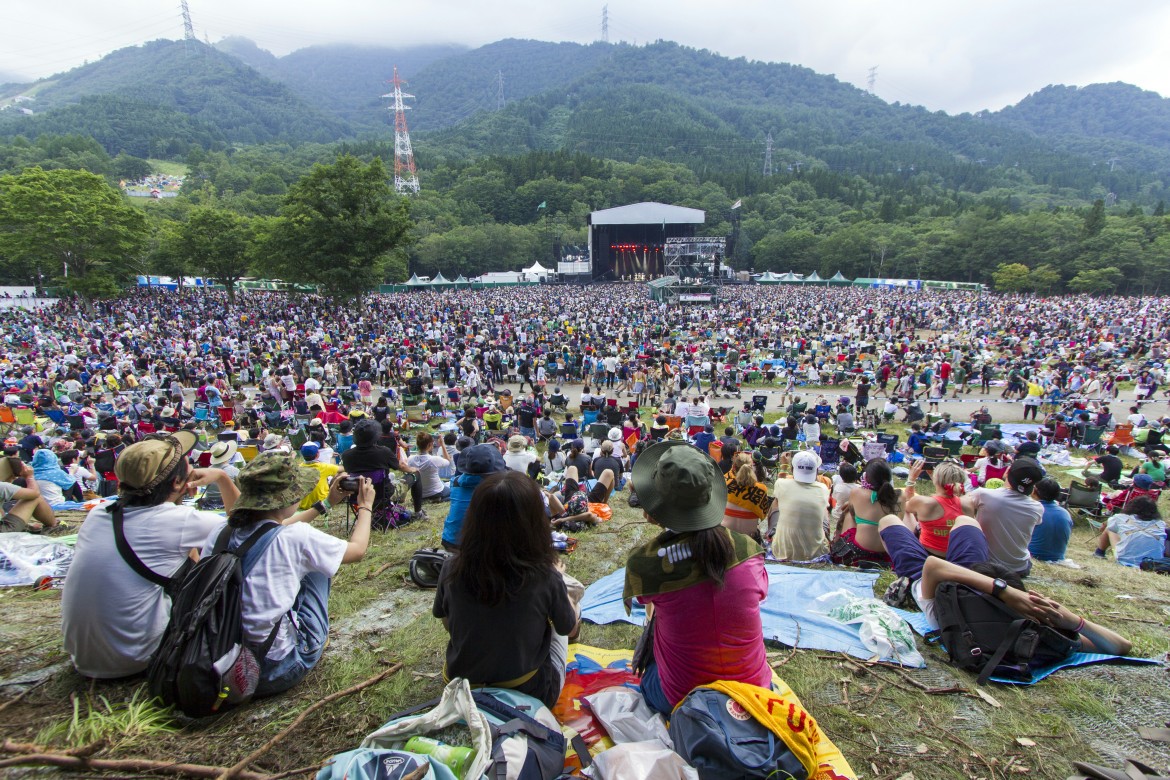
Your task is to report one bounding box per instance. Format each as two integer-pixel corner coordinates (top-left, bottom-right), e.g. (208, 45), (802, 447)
(703, 680), (857, 780)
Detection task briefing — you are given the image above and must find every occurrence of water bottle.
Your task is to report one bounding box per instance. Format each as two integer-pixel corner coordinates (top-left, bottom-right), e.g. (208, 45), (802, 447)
(404, 736), (475, 777)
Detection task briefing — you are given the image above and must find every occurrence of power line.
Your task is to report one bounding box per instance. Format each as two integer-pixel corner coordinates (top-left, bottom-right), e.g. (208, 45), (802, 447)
(601, 5), (609, 43)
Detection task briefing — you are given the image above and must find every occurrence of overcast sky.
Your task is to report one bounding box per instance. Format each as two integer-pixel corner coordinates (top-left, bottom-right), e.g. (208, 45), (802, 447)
(6, 0), (1170, 114)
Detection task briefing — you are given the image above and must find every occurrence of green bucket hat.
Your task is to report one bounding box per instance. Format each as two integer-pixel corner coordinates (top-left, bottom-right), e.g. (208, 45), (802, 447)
(233, 451), (321, 512)
(630, 440), (727, 532)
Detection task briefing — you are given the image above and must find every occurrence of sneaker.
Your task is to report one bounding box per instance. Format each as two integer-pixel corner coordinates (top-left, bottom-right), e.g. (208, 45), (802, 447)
(1093, 549), (1106, 558)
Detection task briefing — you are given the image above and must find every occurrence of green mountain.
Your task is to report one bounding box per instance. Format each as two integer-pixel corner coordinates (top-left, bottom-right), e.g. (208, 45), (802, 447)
(991, 82), (1170, 151)
(0, 39), (351, 154)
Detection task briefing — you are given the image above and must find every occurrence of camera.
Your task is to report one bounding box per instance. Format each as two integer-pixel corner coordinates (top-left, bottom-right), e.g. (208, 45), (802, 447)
(338, 476), (360, 492)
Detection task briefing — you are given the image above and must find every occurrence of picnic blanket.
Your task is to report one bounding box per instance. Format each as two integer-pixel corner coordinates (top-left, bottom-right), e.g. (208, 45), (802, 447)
(0, 532), (74, 587)
(580, 564), (925, 667)
(897, 610), (1161, 685)
(49, 498), (114, 512)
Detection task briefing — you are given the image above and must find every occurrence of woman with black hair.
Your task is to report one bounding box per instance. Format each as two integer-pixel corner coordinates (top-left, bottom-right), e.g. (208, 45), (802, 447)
(1095, 495), (1168, 567)
(434, 471), (578, 707)
(837, 459), (902, 565)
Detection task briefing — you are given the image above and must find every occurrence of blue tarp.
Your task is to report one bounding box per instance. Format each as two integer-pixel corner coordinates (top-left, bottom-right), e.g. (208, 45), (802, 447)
(580, 563), (924, 666)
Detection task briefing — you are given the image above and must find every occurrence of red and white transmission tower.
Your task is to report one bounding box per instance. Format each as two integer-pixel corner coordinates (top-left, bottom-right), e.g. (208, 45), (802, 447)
(384, 67), (420, 194)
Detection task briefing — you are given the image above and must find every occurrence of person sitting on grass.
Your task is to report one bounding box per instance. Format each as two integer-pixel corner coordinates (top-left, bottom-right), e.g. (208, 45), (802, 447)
(297, 443), (340, 511)
(878, 512), (1131, 654)
(553, 462), (616, 531)
(1130, 449), (1167, 488)
(434, 471), (579, 708)
(1085, 445), (1125, 488)
(0, 456), (59, 533)
(837, 459), (901, 565)
(722, 451), (771, 544)
(1028, 477), (1075, 566)
(442, 444), (508, 551)
(204, 452), (372, 696)
(769, 451), (830, 562)
(624, 441), (770, 716)
(962, 457), (1045, 578)
(61, 432), (234, 679)
(1094, 496), (1168, 568)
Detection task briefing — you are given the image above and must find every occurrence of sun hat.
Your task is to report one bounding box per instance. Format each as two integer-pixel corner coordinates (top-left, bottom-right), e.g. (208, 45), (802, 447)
(507, 435), (528, 453)
(115, 431), (198, 493)
(262, 433), (285, 451)
(631, 440), (727, 532)
(232, 451), (321, 512)
(461, 444), (507, 475)
(309, 417), (323, 428)
(209, 440), (238, 466)
(792, 450), (821, 484)
(607, 427), (622, 442)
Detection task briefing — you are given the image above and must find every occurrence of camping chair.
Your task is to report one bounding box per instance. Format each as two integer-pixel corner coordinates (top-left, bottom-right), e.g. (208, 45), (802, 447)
(665, 415), (683, 431)
(0, 406), (15, 437)
(1080, 425), (1105, 450)
(588, 422), (610, 442)
(67, 414), (88, 432)
(96, 402), (115, 415)
(217, 406), (235, 427)
(238, 444), (259, 462)
(685, 414), (709, 437)
(343, 469), (412, 534)
(976, 425), (1002, 446)
(561, 421), (581, 440)
(839, 438), (864, 465)
(13, 407), (37, 429)
(288, 428), (308, 451)
(942, 438), (964, 457)
(1063, 480), (1104, 529)
(548, 393), (569, 413)
(426, 396), (444, 419)
(1107, 424), (1135, 447)
(623, 400), (638, 415)
(604, 407), (623, 426)
(581, 409), (599, 426)
(876, 433), (899, 454)
(1052, 423), (1071, 446)
(922, 445), (949, 474)
(820, 437), (841, 469)
(43, 408), (67, 427)
(137, 421), (156, 435)
(708, 441), (724, 461)
(751, 395), (768, 412)
(862, 441), (888, 462)
(960, 453), (980, 469)
(196, 451), (213, 468)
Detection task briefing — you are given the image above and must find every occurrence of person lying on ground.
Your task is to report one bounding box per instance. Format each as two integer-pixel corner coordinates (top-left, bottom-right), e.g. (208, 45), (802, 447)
(879, 513), (1131, 655)
(202, 452), (371, 696)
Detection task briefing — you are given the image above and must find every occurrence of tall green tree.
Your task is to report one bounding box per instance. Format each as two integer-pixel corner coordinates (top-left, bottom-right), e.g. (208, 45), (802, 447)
(173, 207), (254, 304)
(991, 262), (1032, 292)
(264, 155), (411, 300)
(0, 167), (147, 303)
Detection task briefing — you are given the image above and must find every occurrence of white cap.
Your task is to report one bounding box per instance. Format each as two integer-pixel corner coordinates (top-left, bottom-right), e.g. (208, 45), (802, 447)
(792, 451), (821, 484)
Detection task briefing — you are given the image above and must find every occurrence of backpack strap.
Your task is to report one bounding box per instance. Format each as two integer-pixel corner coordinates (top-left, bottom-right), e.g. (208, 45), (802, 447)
(227, 522), (286, 657)
(976, 618), (1029, 685)
(110, 502), (172, 589)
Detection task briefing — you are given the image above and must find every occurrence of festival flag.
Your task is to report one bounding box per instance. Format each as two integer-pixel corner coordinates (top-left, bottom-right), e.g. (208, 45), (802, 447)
(537, 201), (547, 211)
(731, 199), (742, 209)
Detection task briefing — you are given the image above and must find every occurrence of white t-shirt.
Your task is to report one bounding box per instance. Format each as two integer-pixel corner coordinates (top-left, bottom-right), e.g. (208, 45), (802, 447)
(503, 450), (537, 474)
(203, 522), (347, 661)
(407, 452), (451, 498)
(62, 503), (222, 679)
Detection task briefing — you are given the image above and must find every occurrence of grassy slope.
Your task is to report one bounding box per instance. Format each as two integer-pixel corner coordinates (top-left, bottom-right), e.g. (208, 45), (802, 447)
(1, 397), (1168, 778)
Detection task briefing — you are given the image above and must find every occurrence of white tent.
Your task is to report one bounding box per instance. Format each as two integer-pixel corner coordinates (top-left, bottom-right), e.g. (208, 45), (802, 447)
(523, 261), (552, 281)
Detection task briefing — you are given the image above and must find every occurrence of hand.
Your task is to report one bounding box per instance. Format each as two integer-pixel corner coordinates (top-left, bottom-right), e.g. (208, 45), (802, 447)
(907, 459), (924, 483)
(21, 463), (34, 480)
(327, 472), (353, 505)
(355, 476), (375, 511)
(186, 467), (225, 488)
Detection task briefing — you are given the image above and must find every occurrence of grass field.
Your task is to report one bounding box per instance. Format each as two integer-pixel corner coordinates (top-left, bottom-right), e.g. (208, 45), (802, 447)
(1, 412), (1168, 778)
(144, 159), (188, 177)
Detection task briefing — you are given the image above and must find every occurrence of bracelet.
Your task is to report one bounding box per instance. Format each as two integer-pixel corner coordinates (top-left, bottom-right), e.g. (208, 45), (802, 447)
(1073, 616), (1086, 633)
(357, 505), (373, 514)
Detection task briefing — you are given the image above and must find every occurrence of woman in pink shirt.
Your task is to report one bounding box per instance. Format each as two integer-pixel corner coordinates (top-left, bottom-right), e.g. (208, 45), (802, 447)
(624, 441), (770, 715)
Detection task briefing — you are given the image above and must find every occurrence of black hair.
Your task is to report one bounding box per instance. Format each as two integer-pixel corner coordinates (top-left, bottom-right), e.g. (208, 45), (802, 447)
(837, 462), (859, 483)
(863, 459), (900, 514)
(687, 526), (736, 587)
(1122, 495), (1161, 521)
(1034, 476), (1061, 503)
(447, 471), (559, 606)
(227, 507), (271, 529)
(120, 457), (190, 508)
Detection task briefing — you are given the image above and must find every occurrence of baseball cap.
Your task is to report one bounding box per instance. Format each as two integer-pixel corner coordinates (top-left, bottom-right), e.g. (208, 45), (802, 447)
(115, 431), (198, 494)
(1133, 474), (1154, 490)
(1007, 457), (1044, 495)
(461, 444), (507, 475)
(792, 451), (821, 484)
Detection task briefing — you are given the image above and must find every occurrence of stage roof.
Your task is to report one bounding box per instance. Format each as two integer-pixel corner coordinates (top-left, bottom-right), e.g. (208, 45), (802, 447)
(589, 202), (705, 226)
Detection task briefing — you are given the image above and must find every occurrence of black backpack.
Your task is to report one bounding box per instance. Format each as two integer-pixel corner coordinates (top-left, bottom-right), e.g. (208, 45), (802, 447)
(147, 522), (284, 717)
(408, 548), (451, 589)
(930, 581), (1079, 684)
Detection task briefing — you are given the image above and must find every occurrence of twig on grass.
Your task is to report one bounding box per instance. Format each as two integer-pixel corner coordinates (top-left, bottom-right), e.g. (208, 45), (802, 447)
(216, 662), (405, 780)
(768, 622), (801, 669)
(366, 559), (410, 580)
(0, 741), (270, 780)
(0, 677), (49, 714)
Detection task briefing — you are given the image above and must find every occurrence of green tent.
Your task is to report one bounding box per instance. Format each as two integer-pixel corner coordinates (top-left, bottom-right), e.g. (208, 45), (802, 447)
(755, 271), (784, 284)
(804, 271), (824, 284)
(828, 271), (851, 286)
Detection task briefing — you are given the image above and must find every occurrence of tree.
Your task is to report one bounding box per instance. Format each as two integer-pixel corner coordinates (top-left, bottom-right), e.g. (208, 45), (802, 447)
(991, 262), (1032, 292)
(1030, 263), (1061, 294)
(0, 167), (147, 304)
(1067, 266), (1122, 294)
(263, 156), (411, 300)
(174, 207), (254, 304)
(1083, 198), (1106, 237)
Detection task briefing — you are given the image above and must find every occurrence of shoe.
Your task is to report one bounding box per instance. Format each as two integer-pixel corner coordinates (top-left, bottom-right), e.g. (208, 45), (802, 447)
(1093, 549), (1107, 558)
(414, 510), (428, 522)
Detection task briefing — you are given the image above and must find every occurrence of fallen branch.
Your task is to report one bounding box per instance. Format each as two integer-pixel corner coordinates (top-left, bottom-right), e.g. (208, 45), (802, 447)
(217, 662), (404, 780)
(837, 654), (970, 697)
(769, 622), (801, 669)
(366, 558), (410, 580)
(0, 677), (50, 715)
(0, 750), (271, 780)
(946, 731), (1000, 780)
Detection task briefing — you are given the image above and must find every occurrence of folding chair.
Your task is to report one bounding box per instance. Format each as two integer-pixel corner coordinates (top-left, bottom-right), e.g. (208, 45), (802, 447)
(876, 433), (899, 454)
(976, 425), (1002, 446)
(238, 444), (259, 462)
(685, 414), (708, 437)
(561, 421), (581, 439)
(751, 395), (768, 412)
(1064, 480), (1104, 529)
(605, 407), (623, 426)
(344, 469), (412, 533)
(1080, 425), (1105, 450)
(820, 437), (841, 469)
(137, 421), (156, 435)
(1052, 423), (1071, 445)
(67, 414), (88, 432)
(43, 408), (68, 427)
(708, 441), (723, 461)
(192, 403), (212, 424)
(13, 407), (37, 429)
(665, 415), (683, 431)
(588, 422), (610, 441)
(942, 438), (963, 457)
(862, 441), (888, 462)
(217, 406), (235, 427)
(1107, 424), (1135, 447)
(922, 445), (948, 474)
(288, 428), (308, 451)
(0, 405), (15, 437)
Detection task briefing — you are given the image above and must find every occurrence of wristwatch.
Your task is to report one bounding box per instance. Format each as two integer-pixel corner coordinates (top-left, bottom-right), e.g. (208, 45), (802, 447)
(312, 500), (329, 516)
(990, 578), (1008, 600)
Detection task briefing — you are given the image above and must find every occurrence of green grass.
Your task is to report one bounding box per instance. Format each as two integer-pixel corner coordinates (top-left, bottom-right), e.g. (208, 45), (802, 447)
(6, 409), (1170, 777)
(36, 686), (178, 749)
(145, 159), (188, 177)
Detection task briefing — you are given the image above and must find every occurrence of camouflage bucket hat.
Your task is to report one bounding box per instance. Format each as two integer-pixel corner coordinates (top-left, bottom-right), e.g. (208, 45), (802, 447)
(233, 451), (322, 512)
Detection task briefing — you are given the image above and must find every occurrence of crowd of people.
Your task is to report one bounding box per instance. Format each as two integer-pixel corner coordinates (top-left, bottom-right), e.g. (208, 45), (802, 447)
(2, 282), (1167, 769)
